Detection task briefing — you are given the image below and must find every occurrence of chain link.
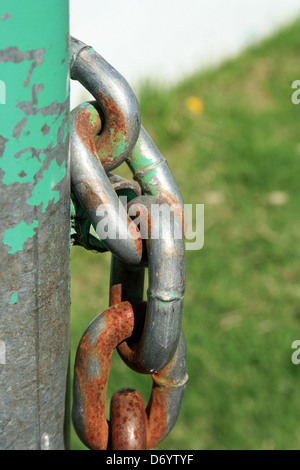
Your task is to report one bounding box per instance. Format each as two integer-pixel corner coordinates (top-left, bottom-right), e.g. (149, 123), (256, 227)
(70, 37), (188, 450)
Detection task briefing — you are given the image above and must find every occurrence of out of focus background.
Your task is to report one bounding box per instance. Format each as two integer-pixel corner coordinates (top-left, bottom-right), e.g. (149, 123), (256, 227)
(69, 0), (300, 450)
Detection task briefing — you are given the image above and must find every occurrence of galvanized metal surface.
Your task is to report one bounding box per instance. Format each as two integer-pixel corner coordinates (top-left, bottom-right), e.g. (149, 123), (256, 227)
(111, 195), (186, 374)
(70, 101), (142, 264)
(70, 36), (141, 172)
(71, 169), (142, 253)
(127, 126), (186, 236)
(0, 1), (70, 450)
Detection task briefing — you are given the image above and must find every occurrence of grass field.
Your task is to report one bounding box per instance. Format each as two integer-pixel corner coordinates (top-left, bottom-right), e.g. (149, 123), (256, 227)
(70, 20), (300, 450)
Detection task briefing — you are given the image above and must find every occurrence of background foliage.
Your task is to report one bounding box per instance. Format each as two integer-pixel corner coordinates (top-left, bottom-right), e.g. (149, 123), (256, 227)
(70, 21), (300, 450)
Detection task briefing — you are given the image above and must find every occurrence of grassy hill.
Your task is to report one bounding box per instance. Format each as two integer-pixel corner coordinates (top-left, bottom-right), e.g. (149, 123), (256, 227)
(70, 19), (300, 450)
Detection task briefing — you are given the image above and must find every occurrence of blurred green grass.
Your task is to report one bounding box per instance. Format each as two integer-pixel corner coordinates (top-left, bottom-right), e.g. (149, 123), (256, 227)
(70, 20), (300, 450)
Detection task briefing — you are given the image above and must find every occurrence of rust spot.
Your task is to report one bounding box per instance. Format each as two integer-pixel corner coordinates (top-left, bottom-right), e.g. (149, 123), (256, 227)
(127, 201), (151, 263)
(110, 388), (147, 450)
(110, 283), (122, 306)
(127, 218), (143, 257)
(103, 94), (127, 139)
(74, 172), (114, 217)
(95, 93), (127, 169)
(146, 345), (188, 449)
(75, 105), (102, 156)
(117, 340), (147, 374)
(41, 123), (50, 136)
(146, 380), (169, 450)
(74, 302), (134, 450)
(157, 189), (186, 239)
(110, 174), (141, 197)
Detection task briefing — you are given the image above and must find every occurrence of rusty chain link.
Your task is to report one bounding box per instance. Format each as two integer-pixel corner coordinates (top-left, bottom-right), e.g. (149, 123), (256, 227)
(70, 36), (188, 450)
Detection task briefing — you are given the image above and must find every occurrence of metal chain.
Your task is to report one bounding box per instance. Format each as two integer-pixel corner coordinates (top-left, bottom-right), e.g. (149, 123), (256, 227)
(69, 37), (188, 450)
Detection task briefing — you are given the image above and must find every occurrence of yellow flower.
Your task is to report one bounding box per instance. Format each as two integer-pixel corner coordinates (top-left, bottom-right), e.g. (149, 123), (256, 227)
(186, 96), (204, 114)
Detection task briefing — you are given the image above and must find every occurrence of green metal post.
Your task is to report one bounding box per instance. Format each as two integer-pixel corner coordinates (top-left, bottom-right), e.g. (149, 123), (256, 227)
(0, 1), (70, 449)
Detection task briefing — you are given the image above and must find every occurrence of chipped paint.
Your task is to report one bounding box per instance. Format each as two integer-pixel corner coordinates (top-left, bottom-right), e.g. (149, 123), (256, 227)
(128, 137), (154, 172)
(99, 128), (126, 167)
(136, 168), (157, 195)
(3, 220), (38, 254)
(0, 1), (70, 191)
(0, 0), (70, 449)
(26, 159), (66, 213)
(9, 293), (18, 305)
(1, 13), (11, 21)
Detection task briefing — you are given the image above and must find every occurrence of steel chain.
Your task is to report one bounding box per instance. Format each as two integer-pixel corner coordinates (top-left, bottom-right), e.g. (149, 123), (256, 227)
(70, 37), (188, 450)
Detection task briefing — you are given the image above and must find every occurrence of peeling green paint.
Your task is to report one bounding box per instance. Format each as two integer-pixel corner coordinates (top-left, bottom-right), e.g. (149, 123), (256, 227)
(88, 105), (100, 128)
(111, 129), (125, 159)
(0, 1), (70, 449)
(3, 220), (38, 254)
(0, 0), (69, 195)
(128, 137), (154, 172)
(127, 139), (158, 195)
(26, 159), (66, 213)
(157, 376), (166, 383)
(158, 293), (176, 305)
(1, 148), (46, 185)
(101, 129), (125, 163)
(138, 168), (157, 195)
(9, 293), (18, 304)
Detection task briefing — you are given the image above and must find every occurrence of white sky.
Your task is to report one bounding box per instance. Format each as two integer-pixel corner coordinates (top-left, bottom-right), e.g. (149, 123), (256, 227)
(70, 0), (300, 108)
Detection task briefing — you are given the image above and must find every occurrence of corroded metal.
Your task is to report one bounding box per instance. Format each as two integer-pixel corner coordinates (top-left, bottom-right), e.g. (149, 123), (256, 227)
(109, 281), (188, 449)
(108, 171), (142, 202)
(110, 195), (186, 374)
(110, 389), (147, 450)
(72, 293), (188, 450)
(0, 1), (70, 450)
(147, 331), (188, 449)
(71, 171), (141, 253)
(127, 126), (186, 235)
(70, 37), (141, 172)
(70, 37), (188, 451)
(72, 302), (135, 450)
(70, 101), (142, 264)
